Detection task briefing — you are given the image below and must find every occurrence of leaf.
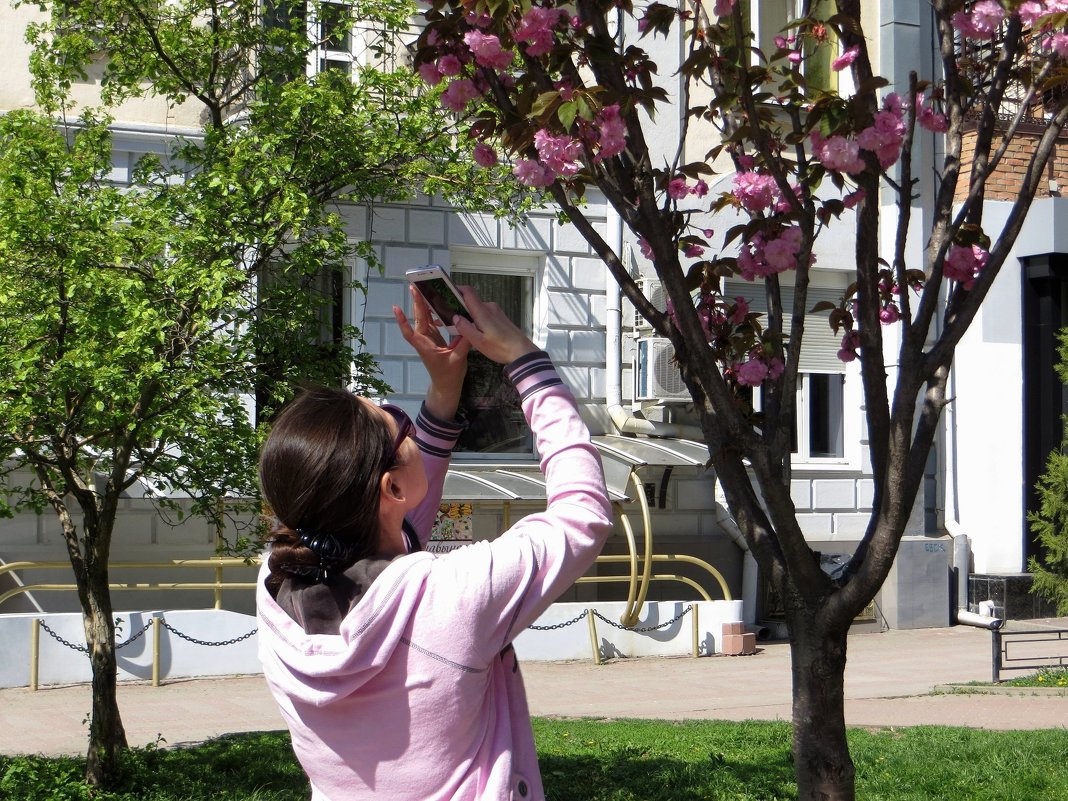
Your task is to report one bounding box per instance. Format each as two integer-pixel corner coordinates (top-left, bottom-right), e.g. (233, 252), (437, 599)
(531, 90), (560, 120)
(557, 101), (578, 131)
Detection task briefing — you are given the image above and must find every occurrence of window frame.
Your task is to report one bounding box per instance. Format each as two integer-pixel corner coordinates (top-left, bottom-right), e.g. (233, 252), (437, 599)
(447, 250), (543, 462)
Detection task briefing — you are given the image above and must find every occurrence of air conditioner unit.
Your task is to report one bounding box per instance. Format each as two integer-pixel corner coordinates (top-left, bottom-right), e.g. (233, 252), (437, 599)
(634, 337), (691, 402)
(633, 277), (668, 331)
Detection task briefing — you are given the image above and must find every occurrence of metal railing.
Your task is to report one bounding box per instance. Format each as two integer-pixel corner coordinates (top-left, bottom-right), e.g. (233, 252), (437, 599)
(991, 627), (1068, 683)
(0, 559), (258, 612)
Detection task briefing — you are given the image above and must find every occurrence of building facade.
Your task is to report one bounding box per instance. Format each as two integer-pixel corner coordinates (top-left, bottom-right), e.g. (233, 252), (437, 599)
(0, 1), (1061, 632)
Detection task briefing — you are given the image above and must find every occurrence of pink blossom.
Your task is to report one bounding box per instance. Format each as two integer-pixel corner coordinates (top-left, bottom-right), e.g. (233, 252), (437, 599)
(465, 11), (493, 28)
(514, 6), (564, 56)
(463, 31), (514, 70)
(638, 237), (654, 260)
(788, 49), (803, 64)
(595, 104), (627, 160)
(668, 177), (690, 199)
(1017, 1), (1046, 27)
(418, 61), (443, 86)
(693, 179), (709, 197)
(737, 153), (756, 170)
(832, 45), (859, 72)
(714, 0), (735, 15)
(843, 188), (866, 209)
(763, 228), (801, 272)
(534, 128), (584, 177)
(512, 159), (555, 187)
(879, 303), (901, 325)
(440, 78), (481, 112)
(732, 171), (779, 212)
(472, 143), (497, 168)
(737, 227), (808, 279)
(683, 243), (705, 258)
(857, 106), (906, 169)
(766, 356), (785, 380)
(812, 131), (865, 174)
(972, 1), (1007, 36)
(437, 54), (463, 76)
(773, 183), (802, 213)
(883, 92), (906, 117)
(703, 228), (715, 238)
(944, 244), (989, 290)
(952, 0), (1005, 40)
(729, 296), (749, 325)
(554, 79), (576, 102)
(774, 35), (790, 49)
(1050, 31), (1068, 58)
(837, 330), (860, 363)
(735, 358), (770, 387)
(916, 97), (949, 133)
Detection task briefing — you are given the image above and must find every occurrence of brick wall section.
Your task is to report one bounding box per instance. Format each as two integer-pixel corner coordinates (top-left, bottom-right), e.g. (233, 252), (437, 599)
(956, 127), (1068, 202)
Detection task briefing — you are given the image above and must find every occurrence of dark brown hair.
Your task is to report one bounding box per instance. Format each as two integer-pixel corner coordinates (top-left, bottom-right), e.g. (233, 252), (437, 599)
(258, 386), (401, 592)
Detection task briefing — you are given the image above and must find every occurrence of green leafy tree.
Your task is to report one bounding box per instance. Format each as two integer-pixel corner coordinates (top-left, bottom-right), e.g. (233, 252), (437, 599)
(0, 0), (510, 786)
(1029, 329), (1068, 616)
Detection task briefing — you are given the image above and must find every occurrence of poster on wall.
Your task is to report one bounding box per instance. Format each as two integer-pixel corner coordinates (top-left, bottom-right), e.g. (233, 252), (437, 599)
(427, 502), (473, 554)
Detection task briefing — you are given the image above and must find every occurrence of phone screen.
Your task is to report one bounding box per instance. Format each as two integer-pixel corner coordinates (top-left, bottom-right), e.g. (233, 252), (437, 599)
(414, 278), (473, 324)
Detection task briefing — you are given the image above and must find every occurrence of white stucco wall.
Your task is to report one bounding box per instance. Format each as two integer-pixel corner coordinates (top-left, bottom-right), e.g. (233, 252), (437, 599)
(944, 198), (1068, 574)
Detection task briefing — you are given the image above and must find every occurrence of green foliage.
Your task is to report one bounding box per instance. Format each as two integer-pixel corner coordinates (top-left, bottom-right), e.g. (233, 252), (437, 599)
(1028, 329), (1068, 616)
(1002, 667), (1068, 688)
(4, 722), (1068, 801)
(2, 0), (535, 780)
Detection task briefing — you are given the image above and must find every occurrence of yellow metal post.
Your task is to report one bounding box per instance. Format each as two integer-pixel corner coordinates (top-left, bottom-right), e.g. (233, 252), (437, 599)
(586, 610), (601, 665)
(691, 603), (700, 658)
(214, 563), (223, 610)
(30, 618), (40, 691)
(152, 617), (161, 687)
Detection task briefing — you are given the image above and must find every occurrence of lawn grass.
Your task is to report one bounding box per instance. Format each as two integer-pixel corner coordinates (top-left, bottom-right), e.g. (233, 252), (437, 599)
(1001, 667), (1068, 688)
(2, 720), (1067, 800)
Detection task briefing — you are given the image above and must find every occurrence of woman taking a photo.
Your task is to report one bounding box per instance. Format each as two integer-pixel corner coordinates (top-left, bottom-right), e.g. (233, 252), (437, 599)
(256, 285), (612, 800)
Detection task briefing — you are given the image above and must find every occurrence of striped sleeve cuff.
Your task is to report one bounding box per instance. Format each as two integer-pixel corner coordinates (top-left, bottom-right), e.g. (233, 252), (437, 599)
(415, 404), (466, 459)
(504, 350), (563, 401)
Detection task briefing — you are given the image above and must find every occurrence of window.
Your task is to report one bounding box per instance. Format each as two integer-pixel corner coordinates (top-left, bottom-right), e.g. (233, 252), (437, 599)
(450, 261), (537, 457)
(797, 372), (845, 459)
(735, 0), (842, 93)
(263, 1), (354, 75)
(752, 372), (846, 461)
(316, 2), (354, 74)
(725, 278), (849, 463)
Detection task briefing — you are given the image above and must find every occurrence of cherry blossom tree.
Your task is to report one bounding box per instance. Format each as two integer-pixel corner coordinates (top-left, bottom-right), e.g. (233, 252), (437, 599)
(413, 0), (1068, 798)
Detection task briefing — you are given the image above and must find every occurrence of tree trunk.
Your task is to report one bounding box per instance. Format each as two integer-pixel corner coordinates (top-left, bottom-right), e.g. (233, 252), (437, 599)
(83, 565), (127, 786)
(789, 616), (855, 801)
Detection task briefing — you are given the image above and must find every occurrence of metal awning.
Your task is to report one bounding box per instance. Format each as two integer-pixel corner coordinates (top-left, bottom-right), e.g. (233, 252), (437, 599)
(440, 435), (710, 502)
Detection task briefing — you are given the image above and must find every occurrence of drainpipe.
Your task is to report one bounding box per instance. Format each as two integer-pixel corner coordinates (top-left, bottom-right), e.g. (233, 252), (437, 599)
(952, 534), (1003, 630)
(603, 206), (758, 623)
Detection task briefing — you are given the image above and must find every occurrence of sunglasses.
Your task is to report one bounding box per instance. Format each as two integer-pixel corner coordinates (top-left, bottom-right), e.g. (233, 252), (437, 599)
(380, 403), (415, 464)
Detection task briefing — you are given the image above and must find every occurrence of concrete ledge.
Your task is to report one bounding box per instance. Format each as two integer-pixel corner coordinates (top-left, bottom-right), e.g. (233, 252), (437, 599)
(934, 683), (1068, 697)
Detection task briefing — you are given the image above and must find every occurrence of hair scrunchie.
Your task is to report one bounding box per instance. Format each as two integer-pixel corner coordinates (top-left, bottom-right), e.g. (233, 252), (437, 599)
(297, 528), (350, 583)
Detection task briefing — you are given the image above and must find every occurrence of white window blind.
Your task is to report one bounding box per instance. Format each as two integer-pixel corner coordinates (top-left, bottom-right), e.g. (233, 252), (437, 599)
(724, 280), (847, 373)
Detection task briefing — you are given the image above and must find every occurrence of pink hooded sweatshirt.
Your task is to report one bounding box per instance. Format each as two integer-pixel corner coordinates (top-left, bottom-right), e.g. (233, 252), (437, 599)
(256, 352), (613, 800)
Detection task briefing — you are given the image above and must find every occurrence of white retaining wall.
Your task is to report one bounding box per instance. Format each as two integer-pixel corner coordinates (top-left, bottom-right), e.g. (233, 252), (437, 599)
(1, 600), (744, 689)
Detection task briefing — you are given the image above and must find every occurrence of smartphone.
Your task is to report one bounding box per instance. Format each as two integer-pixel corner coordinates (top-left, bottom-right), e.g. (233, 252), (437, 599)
(405, 265), (473, 335)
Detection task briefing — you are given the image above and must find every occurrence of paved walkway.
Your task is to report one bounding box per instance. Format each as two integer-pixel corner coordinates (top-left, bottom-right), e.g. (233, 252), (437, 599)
(1, 622), (1066, 757)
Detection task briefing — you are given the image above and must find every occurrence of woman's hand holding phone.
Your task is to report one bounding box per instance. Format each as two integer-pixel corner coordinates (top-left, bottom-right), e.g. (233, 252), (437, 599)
(451, 288), (538, 366)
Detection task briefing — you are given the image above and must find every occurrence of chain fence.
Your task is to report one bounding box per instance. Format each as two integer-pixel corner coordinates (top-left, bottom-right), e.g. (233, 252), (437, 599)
(528, 604), (693, 633)
(33, 603), (702, 683)
(37, 616), (257, 654)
